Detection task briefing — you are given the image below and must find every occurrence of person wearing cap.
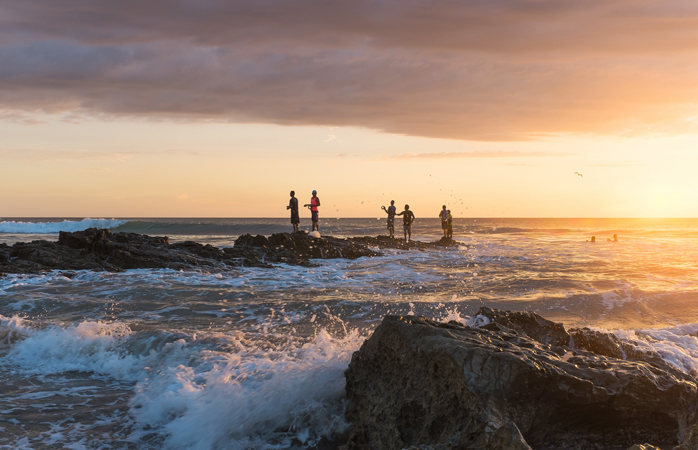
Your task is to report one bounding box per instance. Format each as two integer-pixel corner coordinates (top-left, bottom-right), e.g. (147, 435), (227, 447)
(304, 190), (321, 232)
(286, 190), (300, 233)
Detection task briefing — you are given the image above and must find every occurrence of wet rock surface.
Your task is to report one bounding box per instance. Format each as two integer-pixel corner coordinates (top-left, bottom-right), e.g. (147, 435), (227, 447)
(0, 229), (458, 275)
(342, 307), (698, 450)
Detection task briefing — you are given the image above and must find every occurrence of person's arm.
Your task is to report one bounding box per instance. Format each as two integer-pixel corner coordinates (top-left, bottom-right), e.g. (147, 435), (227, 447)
(396, 211), (404, 216)
(315, 197), (321, 207)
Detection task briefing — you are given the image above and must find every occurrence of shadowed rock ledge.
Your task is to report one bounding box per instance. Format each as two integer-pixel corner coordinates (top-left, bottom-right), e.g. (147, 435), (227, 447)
(341, 308), (698, 450)
(0, 228), (459, 275)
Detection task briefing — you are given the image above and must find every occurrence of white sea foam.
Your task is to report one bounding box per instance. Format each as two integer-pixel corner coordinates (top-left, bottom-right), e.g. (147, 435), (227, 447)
(1, 315), (364, 449)
(4, 317), (140, 380)
(0, 218), (126, 234)
(440, 308), (470, 325)
(614, 324), (698, 375)
(130, 329), (362, 449)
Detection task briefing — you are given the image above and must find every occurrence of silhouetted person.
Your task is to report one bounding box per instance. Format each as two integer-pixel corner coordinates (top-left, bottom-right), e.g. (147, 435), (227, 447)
(397, 204), (415, 242)
(287, 190), (300, 233)
(439, 205), (448, 237)
(381, 200), (397, 238)
(587, 236), (596, 243)
(608, 234), (618, 242)
(447, 210), (453, 239)
(304, 190), (321, 232)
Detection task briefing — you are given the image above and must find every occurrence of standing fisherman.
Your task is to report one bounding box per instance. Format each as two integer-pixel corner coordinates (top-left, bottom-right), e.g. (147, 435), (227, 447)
(381, 200), (397, 238)
(396, 204), (416, 242)
(287, 190), (300, 233)
(446, 210), (453, 239)
(439, 205), (448, 237)
(304, 190), (321, 232)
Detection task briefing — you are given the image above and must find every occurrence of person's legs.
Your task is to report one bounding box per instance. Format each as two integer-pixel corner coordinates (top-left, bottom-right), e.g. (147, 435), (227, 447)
(311, 211), (319, 231)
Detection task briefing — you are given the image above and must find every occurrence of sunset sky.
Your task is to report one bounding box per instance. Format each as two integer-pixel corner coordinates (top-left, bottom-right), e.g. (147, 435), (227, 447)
(2, 0), (698, 218)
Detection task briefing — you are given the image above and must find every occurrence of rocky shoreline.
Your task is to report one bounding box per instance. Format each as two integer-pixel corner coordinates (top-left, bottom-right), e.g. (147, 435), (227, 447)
(339, 307), (697, 450)
(0, 228), (459, 275)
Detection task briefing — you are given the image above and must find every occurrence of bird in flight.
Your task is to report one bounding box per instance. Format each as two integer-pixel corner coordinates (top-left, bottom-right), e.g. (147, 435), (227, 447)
(574, 172), (583, 178)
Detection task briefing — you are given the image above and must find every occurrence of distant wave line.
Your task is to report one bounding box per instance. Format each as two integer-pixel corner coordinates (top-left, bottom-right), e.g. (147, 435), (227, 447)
(0, 219), (127, 234)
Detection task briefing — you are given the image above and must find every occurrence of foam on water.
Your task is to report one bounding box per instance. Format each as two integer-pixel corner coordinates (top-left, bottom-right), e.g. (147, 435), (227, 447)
(2, 316), (139, 379)
(0, 218), (126, 234)
(130, 329), (361, 449)
(0, 315), (364, 449)
(2, 218), (698, 448)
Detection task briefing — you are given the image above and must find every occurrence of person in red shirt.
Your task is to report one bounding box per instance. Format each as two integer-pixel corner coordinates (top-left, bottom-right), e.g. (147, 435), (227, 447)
(304, 190), (321, 232)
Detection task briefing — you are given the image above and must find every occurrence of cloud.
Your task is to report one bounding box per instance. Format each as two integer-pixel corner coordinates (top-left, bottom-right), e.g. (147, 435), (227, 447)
(2, 1), (698, 140)
(393, 150), (568, 159)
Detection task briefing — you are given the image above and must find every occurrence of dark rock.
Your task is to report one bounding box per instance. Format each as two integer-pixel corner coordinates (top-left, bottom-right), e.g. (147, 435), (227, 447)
(0, 230), (460, 275)
(235, 234), (270, 248)
(58, 230), (93, 250)
(570, 327), (625, 358)
(348, 235), (461, 251)
(474, 307), (570, 346)
(342, 314), (698, 450)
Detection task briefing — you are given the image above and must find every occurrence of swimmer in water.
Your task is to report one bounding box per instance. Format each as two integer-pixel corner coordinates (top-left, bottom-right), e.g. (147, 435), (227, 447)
(608, 234), (618, 242)
(304, 190), (321, 232)
(396, 204), (416, 242)
(587, 236), (596, 243)
(287, 190), (300, 233)
(381, 200), (397, 238)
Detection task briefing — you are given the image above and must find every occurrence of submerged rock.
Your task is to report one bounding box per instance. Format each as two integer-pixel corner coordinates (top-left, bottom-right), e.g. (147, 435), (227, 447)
(342, 308), (698, 450)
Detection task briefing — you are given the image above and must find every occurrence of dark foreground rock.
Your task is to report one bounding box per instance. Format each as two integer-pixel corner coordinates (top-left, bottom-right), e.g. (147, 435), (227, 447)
(342, 308), (698, 450)
(0, 229), (458, 275)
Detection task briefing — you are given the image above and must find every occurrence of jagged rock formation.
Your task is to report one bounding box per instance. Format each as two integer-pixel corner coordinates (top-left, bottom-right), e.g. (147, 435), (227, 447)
(0, 228), (458, 275)
(342, 308), (698, 450)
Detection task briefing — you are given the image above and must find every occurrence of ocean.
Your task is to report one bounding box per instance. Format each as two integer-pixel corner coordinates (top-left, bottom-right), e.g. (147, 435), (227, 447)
(1, 217), (698, 449)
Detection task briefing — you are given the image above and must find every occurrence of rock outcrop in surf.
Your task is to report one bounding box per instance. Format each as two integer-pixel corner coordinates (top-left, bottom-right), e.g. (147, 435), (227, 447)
(342, 308), (698, 450)
(0, 228), (459, 274)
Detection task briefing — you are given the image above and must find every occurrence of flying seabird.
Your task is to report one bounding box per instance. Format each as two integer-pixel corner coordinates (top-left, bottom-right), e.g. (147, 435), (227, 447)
(574, 172), (583, 178)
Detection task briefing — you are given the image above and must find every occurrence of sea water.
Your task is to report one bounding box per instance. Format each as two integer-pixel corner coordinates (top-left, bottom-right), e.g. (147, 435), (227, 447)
(1, 217), (698, 449)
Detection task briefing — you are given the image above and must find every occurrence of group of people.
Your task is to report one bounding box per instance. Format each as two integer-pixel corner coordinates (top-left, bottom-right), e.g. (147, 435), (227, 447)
(287, 191), (456, 243)
(381, 201), (416, 241)
(287, 190), (321, 233)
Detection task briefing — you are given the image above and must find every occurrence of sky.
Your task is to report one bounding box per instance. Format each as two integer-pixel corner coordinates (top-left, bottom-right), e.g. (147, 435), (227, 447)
(1, 0), (698, 218)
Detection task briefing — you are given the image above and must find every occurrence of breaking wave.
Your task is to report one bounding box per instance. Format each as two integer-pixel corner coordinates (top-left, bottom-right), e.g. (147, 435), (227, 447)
(0, 218), (126, 234)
